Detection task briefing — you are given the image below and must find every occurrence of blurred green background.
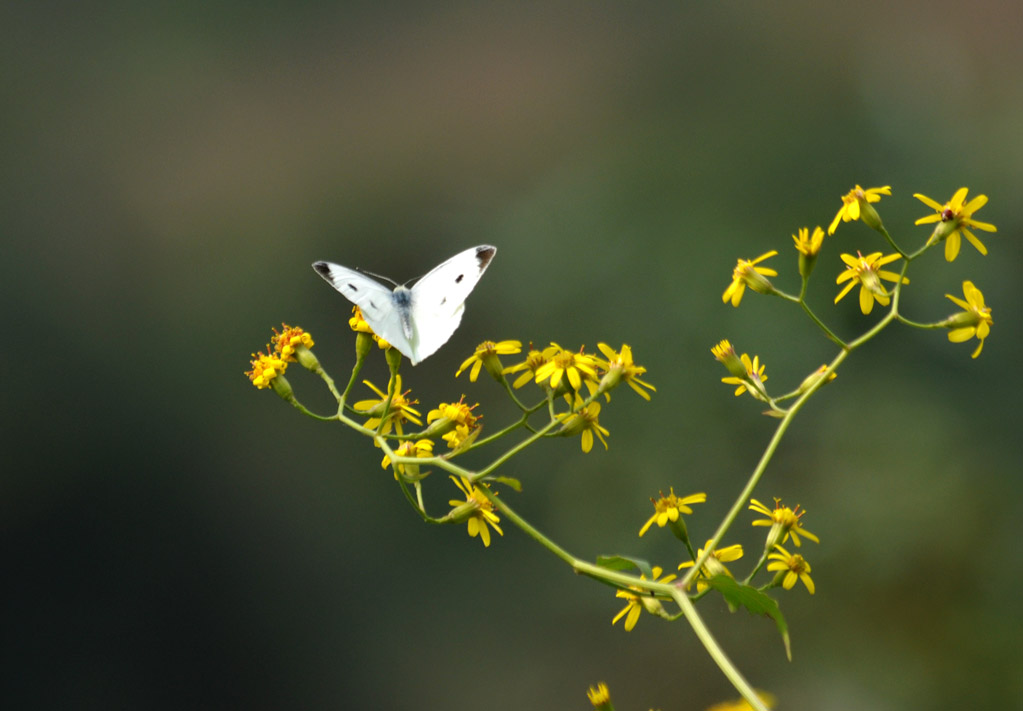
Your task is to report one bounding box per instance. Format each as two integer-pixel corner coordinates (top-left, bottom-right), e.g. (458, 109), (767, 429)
(3, 2), (1021, 709)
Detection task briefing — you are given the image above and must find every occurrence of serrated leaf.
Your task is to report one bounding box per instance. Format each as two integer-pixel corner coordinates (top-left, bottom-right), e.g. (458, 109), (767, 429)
(594, 554), (654, 579)
(488, 475), (522, 492)
(706, 575), (791, 660)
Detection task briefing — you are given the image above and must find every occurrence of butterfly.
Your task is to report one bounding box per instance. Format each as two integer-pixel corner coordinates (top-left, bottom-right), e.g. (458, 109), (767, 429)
(312, 245), (496, 365)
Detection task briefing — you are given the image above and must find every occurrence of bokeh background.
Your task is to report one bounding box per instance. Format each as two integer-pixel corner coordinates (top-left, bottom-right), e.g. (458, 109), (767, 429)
(4, 2), (1022, 709)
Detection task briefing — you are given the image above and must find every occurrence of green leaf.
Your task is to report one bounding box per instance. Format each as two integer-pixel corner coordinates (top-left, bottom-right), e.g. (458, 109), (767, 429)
(706, 575), (791, 661)
(595, 555), (654, 579)
(488, 475), (522, 492)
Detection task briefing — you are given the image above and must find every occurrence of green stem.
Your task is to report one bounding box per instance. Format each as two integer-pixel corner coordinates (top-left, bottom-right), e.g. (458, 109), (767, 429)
(799, 300), (847, 348)
(681, 349), (848, 589)
(896, 315), (947, 330)
(285, 395), (338, 421)
(668, 588), (769, 711)
(743, 547), (771, 585)
(338, 352), (367, 411)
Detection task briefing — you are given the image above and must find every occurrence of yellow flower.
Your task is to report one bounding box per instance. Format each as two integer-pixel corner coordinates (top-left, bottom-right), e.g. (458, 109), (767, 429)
(711, 339), (747, 379)
(595, 343), (656, 400)
(348, 305), (374, 334)
(502, 344), (552, 389)
(639, 488), (706, 537)
(425, 398), (480, 437)
(767, 544), (815, 594)
(749, 498), (819, 548)
(611, 566), (676, 631)
(381, 439), (434, 481)
(722, 251), (778, 307)
(441, 422), (481, 452)
(792, 226), (824, 257)
(556, 397), (609, 452)
(447, 476), (502, 547)
(271, 323), (314, 361)
(678, 541), (744, 592)
(834, 251), (907, 315)
(586, 682), (612, 709)
(793, 226), (825, 279)
(705, 690), (777, 711)
(352, 376), (421, 436)
(533, 343), (600, 392)
(455, 340), (522, 381)
(349, 306), (391, 350)
(914, 187), (997, 261)
(720, 352), (768, 399)
(944, 280), (993, 358)
(246, 346), (288, 390)
(828, 184), (891, 235)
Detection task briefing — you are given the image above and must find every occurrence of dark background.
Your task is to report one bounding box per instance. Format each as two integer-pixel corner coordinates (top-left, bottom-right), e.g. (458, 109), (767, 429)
(3, 2), (1021, 709)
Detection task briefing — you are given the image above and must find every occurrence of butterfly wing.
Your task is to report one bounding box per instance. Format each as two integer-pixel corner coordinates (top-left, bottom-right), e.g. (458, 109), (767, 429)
(311, 261), (416, 360)
(407, 245), (496, 363)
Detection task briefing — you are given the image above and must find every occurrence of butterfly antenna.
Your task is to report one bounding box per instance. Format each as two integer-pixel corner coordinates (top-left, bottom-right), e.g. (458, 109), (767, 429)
(360, 268), (400, 287)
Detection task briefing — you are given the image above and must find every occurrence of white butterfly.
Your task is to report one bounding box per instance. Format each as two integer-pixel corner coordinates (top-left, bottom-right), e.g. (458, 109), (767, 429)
(313, 245), (497, 365)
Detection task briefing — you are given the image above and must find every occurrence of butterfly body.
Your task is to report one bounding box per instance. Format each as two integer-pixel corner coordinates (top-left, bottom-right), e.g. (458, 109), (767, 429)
(313, 245), (496, 365)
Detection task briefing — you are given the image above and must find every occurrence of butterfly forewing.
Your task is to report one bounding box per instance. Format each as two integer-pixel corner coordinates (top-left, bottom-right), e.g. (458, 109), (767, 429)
(409, 245), (496, 361)
(311, 261), (415, 358)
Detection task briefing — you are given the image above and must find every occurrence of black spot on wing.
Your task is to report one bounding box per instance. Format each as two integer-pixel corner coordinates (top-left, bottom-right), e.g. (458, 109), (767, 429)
(455, 274), (464, 284)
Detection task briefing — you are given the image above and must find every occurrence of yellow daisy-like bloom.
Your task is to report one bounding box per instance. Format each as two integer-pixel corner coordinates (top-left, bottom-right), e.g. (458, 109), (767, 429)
(792, 226), (824, 257)
(586, 682), (612, 709)
(447, 476), (502, 547)
(595, 343), (656, 400)
(533, 343), (600, 392)
(425, 397), (480, 437)
(271, 323), (314, 362)
(944, 280), (993, 358)
(502, 344), (551, 389)
(722, 251), (778, 307)
(246, 346), (288, 389)
(455, 339), (522, 382)
(678, 540), (744, 592)
(834, 251), (907, 315)
(749, 498), (819, 548)
(914, 187), (997, 262)
(767, 544), (815, 594)
(557, 397), (609, 453)
(828, 184), (891, 235)
(352, 376), (422, 436)
(711, 339), (747, 380)
(721, 352), (768, 399)
(381, 439), (434, 481)
(639, 488), (707, 537)
(611, 566), (676, 631)
(441, 422), (481, 452)
(705, 690), (777, 711)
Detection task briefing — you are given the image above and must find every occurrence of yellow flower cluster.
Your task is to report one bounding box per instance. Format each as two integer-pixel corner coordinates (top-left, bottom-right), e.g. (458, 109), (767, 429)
(615, 492), (822, 631)
(718, 184), (997, 357)
(245, 323), (316, 392)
